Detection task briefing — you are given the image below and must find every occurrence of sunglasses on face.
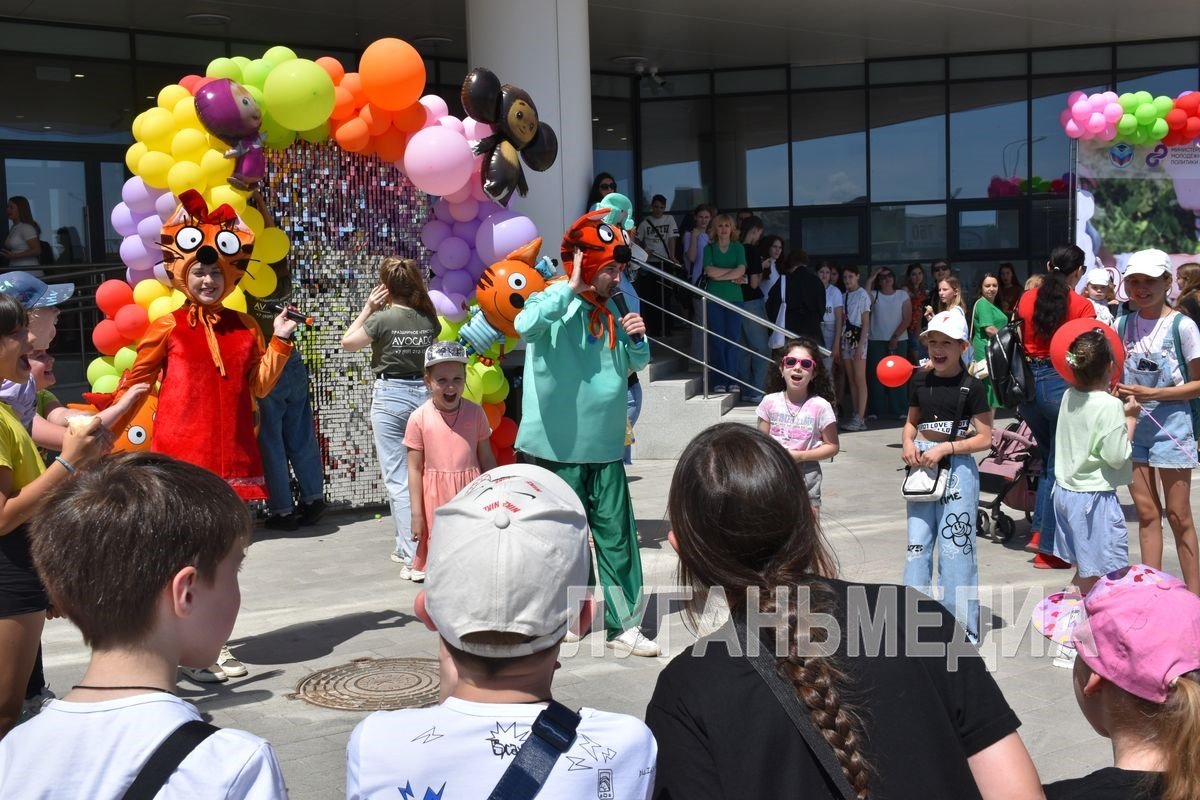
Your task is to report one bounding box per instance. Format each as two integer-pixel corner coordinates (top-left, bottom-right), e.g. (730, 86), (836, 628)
(599, 182), (615, 190)
(783, 356), (816, 369)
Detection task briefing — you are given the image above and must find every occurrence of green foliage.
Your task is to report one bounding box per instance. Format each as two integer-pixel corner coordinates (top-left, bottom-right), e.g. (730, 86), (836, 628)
(1092, 178), (1200, 255)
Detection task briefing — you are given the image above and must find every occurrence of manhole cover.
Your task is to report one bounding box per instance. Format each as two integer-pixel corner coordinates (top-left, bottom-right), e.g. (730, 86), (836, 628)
(293, 657), (440, 711)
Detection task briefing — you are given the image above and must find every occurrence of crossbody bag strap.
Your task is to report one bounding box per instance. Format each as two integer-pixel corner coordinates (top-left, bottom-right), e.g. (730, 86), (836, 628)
(121, 720), (220, 800)
(950, 368), (973, 442)
(733, 618), (859, 800)
(486, 701), (582, 800)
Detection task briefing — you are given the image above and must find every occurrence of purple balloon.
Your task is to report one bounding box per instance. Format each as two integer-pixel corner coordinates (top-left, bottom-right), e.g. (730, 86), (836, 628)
(153, 262), (171, 284)
(137, 214), (163, 243)
(434, 198), (454, 224)
(420, 219), (453, 251)
(111, 203), (139, 238)
(429, 273), (445, 293)
(442, 182), (473, 204)
(452, 218), (481, 243)
(126, 266), (156, 286)
(443, 292), (469, 322)
(428, 252), (447, 276)
(155, 191), (178, 221)
(438, 236), (471, 270)
(476, 212), (538, 264)
(465, 252), (486, 282)
(449, 198), (479, 223)
(120, 235), (158, 271)
(428, 289), (458, 317)
(122, 177), (160, 215)
(441, 269), (475, 298)
(476, 199), (502, 221)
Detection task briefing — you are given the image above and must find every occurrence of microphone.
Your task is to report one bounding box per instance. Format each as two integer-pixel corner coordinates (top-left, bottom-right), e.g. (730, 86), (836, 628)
(266, 301), (314, 326)
(610, 292), (643, 344)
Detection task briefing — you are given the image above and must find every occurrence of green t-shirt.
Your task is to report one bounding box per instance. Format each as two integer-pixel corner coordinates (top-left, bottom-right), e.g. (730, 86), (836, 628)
(702, 241), (747, 303)
(363, 306), (439, 375)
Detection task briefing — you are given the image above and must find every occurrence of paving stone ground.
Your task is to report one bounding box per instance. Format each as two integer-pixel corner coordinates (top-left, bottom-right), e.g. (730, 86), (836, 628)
(39, 417), (1177, 798)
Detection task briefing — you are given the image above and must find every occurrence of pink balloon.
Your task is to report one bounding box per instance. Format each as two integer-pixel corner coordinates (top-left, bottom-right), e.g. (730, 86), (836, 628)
(463, 117), (494, 140)
(137, 214), (163, 243)
(443, 292), (469, 322)
(1103, 123), (1117, 139)
(449, 198), (479, 222)
(441, 269), (475, 298)
(470, 176), (490, 203)
(1064, 119), (1084, 139)
(1067, 91), (1087, 107)
(475, 212), (538, 264)
(443, 182), (473, 203)
(452, 218), (481, 243)
(1087, 112), (1107, 134)
(1103, 102), (1124, 123)
(434, 198), (454, 223)
(1101, 91), (1119, 104)
(438, 236), (471, 270)
(419, 94), (450, 126)
(438, 115), (466, 135)
(1059, 108), (1073, 127)
(111, 203), (139, 238)
(421, 219), (452, 251)
(403, 127), (475, 197)
(1071, 99), (1092, 123)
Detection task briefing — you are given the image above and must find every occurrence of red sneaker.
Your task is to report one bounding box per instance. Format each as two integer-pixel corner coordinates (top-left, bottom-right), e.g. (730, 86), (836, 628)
(1033, 553), (1072, 569)
(1024, 531), (1041, 553)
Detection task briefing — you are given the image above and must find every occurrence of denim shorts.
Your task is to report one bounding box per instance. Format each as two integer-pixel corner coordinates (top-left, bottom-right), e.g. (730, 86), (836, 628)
(1132, 400), (1197, 469)
(800, 462), (823, 507)
(1051, 484), (1128, 578)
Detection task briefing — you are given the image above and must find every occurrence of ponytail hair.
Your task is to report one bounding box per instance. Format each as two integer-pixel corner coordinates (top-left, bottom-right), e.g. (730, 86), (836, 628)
(1034, 245), (1084, 341)
(1159, 671), (1200, 800)
(667, 425), (869, 798)
(379, 257), (437, 325)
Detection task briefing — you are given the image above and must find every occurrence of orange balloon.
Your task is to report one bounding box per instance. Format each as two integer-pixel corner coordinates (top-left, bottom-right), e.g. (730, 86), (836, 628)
(392, 102), (427, 133)
(330, 86), (356, 120)
(334, 117), (370, 152)
(315, 56), (345, 86)
(359, 38), (426, 111)
(340, 72), (365, 106)
(483, 401), (505, 431)
(359, 102), (393, 136)
(358, 136), (378, 157)
(374, 127), (408, 162)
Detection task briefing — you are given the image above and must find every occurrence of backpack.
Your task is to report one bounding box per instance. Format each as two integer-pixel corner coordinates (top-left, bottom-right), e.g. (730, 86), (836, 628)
(985, 310), (1035, 407)
(1116, 312), (1200, 436)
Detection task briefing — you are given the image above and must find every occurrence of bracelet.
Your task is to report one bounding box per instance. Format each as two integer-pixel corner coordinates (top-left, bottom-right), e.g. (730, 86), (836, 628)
(950, 441), (956, 456)
(54, 456), (76, 473)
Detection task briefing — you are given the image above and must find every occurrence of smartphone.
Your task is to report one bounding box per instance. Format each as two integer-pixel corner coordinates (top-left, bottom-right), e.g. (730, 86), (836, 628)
(1137, 358), (1160, 372)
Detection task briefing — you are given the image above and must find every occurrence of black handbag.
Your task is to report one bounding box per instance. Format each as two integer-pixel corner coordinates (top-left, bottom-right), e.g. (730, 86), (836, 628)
(985, 310), (1035, 407)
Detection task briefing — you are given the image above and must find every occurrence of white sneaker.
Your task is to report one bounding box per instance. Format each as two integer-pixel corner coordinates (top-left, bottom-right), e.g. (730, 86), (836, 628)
(409, 569), (426, 583)
(562, 630), (582, 643)
(399, 564), (413, 580)
(217, 645), (247, 678)
(606, 627), (660, 657)
(180, 664), (227, 683)
(390, 552), (404, 564)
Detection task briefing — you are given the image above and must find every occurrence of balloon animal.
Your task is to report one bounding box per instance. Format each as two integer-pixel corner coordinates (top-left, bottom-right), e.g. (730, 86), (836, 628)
(194, 78), (266, 190)
(460, 68), (558, 205)
(458, 238), (556, 356)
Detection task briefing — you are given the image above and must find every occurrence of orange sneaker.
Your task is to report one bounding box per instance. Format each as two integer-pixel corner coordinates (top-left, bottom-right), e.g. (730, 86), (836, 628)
(1033, 553), (1072, 569)
(1024, 531), (1041, 553)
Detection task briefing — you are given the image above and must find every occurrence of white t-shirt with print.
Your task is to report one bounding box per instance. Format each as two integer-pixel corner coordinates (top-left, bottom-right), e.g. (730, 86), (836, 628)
(0, 694), (288, 799)
(823, 285), (844, 329)
(347, 697), (656, 800)
(756, 393), (837, 453)
(844, 287), (871, 328)
(635, 214), (679, 261)
(1121, 310), (1200, 385)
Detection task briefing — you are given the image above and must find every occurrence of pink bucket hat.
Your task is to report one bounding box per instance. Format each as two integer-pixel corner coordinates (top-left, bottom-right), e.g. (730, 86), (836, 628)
(1033, 564), (1200, 703)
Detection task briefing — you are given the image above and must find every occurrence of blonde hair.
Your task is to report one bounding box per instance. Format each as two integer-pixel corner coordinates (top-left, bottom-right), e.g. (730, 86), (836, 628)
(711, 214), (735, 242)
(1024, 275), (1044, 291)
(939, 276), (963, 311)
(1106, 670), (1200, 800)
(1177, 262), (1200, 306)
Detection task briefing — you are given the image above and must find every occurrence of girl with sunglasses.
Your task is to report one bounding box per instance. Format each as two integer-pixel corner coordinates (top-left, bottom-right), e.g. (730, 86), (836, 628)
(756, 338), (839, 514)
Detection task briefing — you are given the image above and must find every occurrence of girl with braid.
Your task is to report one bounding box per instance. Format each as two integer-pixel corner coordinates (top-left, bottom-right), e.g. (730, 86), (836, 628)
(646, 424), (1043, 799)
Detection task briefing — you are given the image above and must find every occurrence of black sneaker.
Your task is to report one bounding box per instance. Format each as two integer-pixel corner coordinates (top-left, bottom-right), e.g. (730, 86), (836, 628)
(297, 499), (326, 526)
(264, 513), (299, 532)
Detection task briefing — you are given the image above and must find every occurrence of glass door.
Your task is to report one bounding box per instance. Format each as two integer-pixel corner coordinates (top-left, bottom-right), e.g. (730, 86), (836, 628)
(3, 157), (89, 268)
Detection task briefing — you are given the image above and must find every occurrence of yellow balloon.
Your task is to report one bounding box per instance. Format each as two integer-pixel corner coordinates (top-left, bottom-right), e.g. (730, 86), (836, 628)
(137, 151), (175, 189)
(157, 84), (191, 112)
(239, 264), (278, 298)
(147, 295), (175, 321)
(167, 160), (205, 196)
(170, 128), (209, 163)
(125, 141), (148, 174)
(253, 228), (290, 264)
(133, 279), (171, 309)
(207, 185), (248, 215)
(169, 290), (187, 310)
(240, 205), (265, 237)
(131, 110), (149, 141)
(138, 107), (177, 152)
(223, 286), (247, 312)
(172, 96), (202, 131)
(200, 148), (235, 186)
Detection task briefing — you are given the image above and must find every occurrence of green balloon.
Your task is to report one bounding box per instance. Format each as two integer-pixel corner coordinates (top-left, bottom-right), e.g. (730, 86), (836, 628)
(260, 111), (297, 149)
(1154, 95), (1175, 115)
(1117, 114), (1138, 135)
(1119, 93), (1138, 113)
(206, 57), (243, 83)
(262, 46), (298, 67)
(262, 58), (336, 131)
(242, 58), (272, 89)
(1134, 90), (1154, 106)
(299, 121), (330, 144)
(114, 346), (137, 373)
(437, 315), (464, 341)
(231, 55), (252, 70)
(86, 356), (117, 387)
(1151, 117), (1170, 139)
(1135, 103), (1157, 125)
(92, 374), (119, 395)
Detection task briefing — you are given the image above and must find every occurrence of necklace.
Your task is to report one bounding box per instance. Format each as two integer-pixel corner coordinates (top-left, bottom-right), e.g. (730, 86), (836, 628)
(782, 394), (808, 424)
(438, 403), (462, 429)
(1133, 311), (1169, 356)
(72, 684), (177, 695)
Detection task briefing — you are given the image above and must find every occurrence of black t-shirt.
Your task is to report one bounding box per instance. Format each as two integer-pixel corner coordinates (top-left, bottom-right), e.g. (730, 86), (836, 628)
(741, 243), (763, 302)
(1044, 767), (1164, 799)
(908, 368), (989, 437)
(645, 579), (1020, 800)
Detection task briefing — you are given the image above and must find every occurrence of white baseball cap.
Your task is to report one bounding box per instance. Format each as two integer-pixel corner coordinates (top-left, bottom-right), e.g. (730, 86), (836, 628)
(424, 464), (590, 658)
(921, 309), (969, 342)
(1085, 267), (1113, 286)
(1124, 249), (1171, 279)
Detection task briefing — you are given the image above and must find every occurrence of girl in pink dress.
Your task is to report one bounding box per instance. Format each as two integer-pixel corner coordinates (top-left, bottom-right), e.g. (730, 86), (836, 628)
(403, 342), (497, 581)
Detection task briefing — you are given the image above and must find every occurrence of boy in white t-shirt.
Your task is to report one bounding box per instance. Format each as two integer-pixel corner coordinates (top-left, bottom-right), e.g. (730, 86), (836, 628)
(0, 453), (288, 799)
(346, 464), (656, 800)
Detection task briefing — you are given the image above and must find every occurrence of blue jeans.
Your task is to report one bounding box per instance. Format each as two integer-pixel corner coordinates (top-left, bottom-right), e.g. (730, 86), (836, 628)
(738, 298), (770, 398)
(904, 440), (981, 641)
(706, 302), (742, 389)
(623, 381), (643, 466)
(908, 331), (927, 363)
(1019, 362), (1069, 549)
(371, 378), (429, 560)
(257, 350), (324, 515)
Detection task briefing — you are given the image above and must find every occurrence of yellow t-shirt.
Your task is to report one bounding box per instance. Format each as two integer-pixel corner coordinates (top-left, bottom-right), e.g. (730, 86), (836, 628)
(0, 403), (45, 490)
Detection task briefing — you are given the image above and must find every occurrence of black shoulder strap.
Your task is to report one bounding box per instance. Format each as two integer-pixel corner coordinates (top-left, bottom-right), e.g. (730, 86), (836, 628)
(121, 720), (220, 800)
(952, 368), (972, 439)
(733, 619), (858, 800)
(486, 701), (582, 800)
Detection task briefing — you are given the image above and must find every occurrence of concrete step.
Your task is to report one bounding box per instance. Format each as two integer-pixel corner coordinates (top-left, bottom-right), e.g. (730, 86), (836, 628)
(633, 388), (741, 459)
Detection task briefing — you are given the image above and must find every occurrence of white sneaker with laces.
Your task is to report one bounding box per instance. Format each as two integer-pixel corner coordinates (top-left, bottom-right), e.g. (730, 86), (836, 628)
(606, 627), (660, 657)
(217, 645), (247, 678)
(409, 569), (426, 583)
(399, 564), (413, 580)
(390, 552), (404, 564)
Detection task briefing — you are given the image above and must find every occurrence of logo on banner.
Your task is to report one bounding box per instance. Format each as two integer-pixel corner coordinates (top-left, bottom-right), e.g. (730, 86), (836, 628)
(1109, 143), (1135, 168)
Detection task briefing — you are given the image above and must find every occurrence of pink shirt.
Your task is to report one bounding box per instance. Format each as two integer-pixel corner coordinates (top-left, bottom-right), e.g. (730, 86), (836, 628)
(756, 393), (836, 452)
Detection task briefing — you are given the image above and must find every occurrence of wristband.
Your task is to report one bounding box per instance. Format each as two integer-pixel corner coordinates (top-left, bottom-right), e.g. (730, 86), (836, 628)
(54, 456), (76, 474)
(950, 441), (956, 456)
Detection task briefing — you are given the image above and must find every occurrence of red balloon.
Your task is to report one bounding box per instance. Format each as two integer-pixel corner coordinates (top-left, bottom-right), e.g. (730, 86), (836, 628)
(92, 319), (131, 356)
(95, 280), (134, 319)
(1050, 317), (1126, 387)
(876, 356), (915, 388)
(491, 417), (517, 449)
(114, 303), (150, 340)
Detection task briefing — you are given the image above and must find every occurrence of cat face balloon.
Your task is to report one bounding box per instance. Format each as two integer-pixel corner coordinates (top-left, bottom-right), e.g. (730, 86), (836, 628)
(159, 190), (254, 306)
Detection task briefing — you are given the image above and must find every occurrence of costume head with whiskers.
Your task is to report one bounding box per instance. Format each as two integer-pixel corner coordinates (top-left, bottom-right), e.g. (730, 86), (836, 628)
(159, 189), (255, 307)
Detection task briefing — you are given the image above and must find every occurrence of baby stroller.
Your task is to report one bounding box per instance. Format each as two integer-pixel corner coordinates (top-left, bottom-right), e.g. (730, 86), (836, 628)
(977, 417), (1042, 543)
